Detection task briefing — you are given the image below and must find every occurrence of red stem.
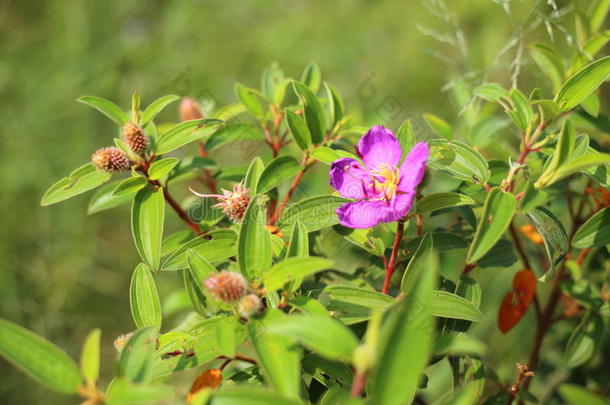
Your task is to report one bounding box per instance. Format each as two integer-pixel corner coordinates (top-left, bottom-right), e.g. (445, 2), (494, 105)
(381, 220), (405, 294)
(162, 185), (203, 236)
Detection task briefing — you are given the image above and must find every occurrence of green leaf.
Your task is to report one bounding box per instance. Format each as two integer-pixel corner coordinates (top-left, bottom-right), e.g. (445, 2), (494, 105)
(264, 257), (333, 292)
(41, 163), (112, 206)
(285, 109), (312, 151)
(155, 118), (222, 155)
(571, 31), (610, 72)
(281, 222), (305, 258)
(416, 192), (475, 214)
(428, 140), (490, 184)
(401, 233), (433, 293)
(293, 81), (326, 144)
(206, 123), (261, 151)
(105, 378), (175, 405)
(559, 384), (609, 405)
(301, 62), (322, 93)
(590, 0), (610, 34)
(130, 264), (162, 330)
(564, 312), (604, 367)
(508, 88), (534, 130)
(473, 83), (510, 102)
(369, 244), (436, 405)
(161, 230), (237, 271)
(116, 327), (157, 383)
(262, 63), (286, 103)
(324, 82), (344, 128)
(256, 156), (302, 194)
(466, 188), (516, 264)
(184, 250), (217, 316)
(248, 310), (301, 399)
(323, 286), (392, 324)
(310, 146), (341, 164)
(396, 119), (416, 157)
(131, 187), (165, 270)
(554, 56), (610, 112)
(87, 180), (135, 214)
(432, 291), (485, 322)
(78, 95), (128, 125)
(536, 120), (576, 188)
(277, 195), (350, 234)
(540, 152), (610, 188)
(80, 329), (101, 383)
(529, 43), (565, 91)
(244, 156), (265, 194)
(573, 207), (610, 248)
(235, 83), (264, 117)
(209, 386), (304, 405)
(0, 319), (81, 394)
(423, 113), (452, 139)
(148, 158), (179, 180)
(238, 195), (272, 280)
(265, 314), (358, 361)
(140, 95), (180, 126)
(477, 239), (517, 269)
(527, 207), (569, 281)
(113, 176), (147, 197)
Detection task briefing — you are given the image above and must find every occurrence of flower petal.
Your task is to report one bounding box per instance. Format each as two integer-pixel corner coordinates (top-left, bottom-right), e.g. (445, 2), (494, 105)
(329, 158), (371, 199)
(377, 192), (415, 223)
(357, 126), (402, 169)
(336, 200), (386, 229)
(399, 142), (429, 193)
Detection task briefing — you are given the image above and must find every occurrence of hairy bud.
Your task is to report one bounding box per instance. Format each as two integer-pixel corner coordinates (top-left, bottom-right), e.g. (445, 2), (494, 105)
(238, 294), (263, 318)
(180, 98), (204, 122)
(122, 122), (148, 155)
(91, 147), (130, 173)
(204, 271), (248, 302)
(190, 183), (250, 223)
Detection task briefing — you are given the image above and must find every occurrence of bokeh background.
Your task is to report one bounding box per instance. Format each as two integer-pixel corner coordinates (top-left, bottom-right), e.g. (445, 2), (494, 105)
(1, 0), (605, 403)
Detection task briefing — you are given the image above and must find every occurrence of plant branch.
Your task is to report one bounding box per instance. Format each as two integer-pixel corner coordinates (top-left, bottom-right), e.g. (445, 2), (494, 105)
(381, 220), (405, 294)
(269, 159), (314, 224)
(162, 185), (204, 236)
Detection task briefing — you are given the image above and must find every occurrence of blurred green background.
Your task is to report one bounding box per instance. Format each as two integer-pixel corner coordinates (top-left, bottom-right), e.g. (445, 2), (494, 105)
(0, 0), (602, 403)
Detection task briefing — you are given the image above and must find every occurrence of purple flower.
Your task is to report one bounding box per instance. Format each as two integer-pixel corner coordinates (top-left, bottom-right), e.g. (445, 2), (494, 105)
(329, 126), (429, 229)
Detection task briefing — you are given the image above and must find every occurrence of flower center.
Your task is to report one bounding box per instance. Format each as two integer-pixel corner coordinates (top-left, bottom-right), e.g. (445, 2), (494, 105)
(371, 164), (400, 201)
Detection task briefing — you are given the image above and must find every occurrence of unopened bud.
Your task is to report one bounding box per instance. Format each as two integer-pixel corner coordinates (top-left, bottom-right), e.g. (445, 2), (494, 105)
(187, 369), (222, 403)
(180, 98), (204, 122)
(113, 333), (133, 352)
(238, 294), (263, 318)
(190, 183), (250, 223)
(204, 271), (248, 302)
(92, 147), (130, 173)
(122, 122), (148, 155)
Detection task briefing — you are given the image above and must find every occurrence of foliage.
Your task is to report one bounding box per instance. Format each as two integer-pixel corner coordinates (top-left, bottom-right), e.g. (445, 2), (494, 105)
(2, 1), (610, 405)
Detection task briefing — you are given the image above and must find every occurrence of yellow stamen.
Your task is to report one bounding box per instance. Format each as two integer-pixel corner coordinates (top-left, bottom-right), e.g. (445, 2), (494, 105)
(371, 164), (400, 201)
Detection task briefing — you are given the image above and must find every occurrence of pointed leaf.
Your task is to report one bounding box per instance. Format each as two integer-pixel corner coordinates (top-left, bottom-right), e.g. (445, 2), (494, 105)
(0, 319), (81, 393)
(80, 329), (101, 382)
(573, 206), (610, 248)
(293, 81), (326, 144)
(466, 188), (516, 264)
(285, 109), (312, 151)
(41, 163), (112, 206)
(130, 264), (162, 330)
(256, 156), (302, 195)
(131, 187), (165, 270)
(238, 195), (272, 280)
(78, 95), (128, 125)
(141, 95), (180, 126)
(554, 56), (610, 111)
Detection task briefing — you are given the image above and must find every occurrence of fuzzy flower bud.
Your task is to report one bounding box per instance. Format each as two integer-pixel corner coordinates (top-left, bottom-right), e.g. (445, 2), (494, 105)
(204, 271), (248, 302)
(91, 147), (130, 173)
(180, 98), (204, 122)
(122, 122), (148, 155)
(190, 183), (250, 223)
(113, 333), (133, 352)
(238, 294), (263, 318)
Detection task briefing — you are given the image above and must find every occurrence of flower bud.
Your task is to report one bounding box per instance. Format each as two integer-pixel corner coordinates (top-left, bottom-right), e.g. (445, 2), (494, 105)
(180, 98), (204, 122)
(113, 333), (133, 352)
(187, 369), (222, 403)
(91, 147), (130, 173)
(238, 294), (263, 318)
(122, 122), (148, 155)
(190, 183), (251, 223)
(204, 271), (248, 302)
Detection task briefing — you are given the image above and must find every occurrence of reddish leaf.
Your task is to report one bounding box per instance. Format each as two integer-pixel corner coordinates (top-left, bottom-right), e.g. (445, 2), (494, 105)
(187, 368), (222, 403)
(498, 269), (537, 333)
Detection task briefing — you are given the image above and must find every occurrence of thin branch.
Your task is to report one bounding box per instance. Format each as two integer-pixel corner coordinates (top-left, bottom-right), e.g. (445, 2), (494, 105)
(381, 220), (405, 294)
